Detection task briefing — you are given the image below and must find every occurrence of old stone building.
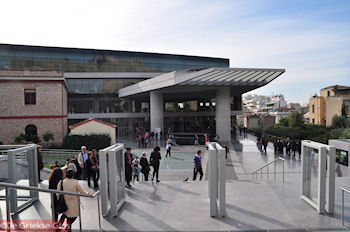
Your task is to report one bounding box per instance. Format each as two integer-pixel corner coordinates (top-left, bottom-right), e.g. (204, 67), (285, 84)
(0, 70), (67, 144)
(309, 85), (350, 126)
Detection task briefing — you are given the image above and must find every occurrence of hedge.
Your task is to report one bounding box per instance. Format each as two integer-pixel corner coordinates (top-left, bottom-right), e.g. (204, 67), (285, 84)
(62, 134), (111, 150)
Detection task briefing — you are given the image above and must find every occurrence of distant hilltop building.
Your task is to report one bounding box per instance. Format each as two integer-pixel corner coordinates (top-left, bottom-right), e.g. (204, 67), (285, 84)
(243, 94), (287, 113)
(309, 85), (350, 126)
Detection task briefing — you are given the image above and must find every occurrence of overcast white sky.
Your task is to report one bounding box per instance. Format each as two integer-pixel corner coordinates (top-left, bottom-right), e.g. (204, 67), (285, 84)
(1, 0), (350, 104)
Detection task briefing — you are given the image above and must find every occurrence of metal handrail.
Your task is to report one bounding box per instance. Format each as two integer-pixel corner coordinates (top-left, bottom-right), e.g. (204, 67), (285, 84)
(0, 181), (102, 232)
(251, 157), (285, 182)
(340, 187), (350, 226)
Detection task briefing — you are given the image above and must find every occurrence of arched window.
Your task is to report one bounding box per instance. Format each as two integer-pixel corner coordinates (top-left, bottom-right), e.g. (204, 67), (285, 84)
(25, 124), (37, 139)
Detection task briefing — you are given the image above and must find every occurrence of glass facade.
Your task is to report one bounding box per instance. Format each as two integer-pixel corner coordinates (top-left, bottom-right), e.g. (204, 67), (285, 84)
(0, 44), (229, 72)
(67, 78), (150, 114)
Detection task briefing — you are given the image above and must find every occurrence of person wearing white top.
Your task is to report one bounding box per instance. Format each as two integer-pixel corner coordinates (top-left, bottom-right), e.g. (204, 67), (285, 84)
(165, 142), (172, 158)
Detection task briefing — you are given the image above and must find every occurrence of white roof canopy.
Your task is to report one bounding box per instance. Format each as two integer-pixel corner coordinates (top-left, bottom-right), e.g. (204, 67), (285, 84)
(119, 67), (285, 98)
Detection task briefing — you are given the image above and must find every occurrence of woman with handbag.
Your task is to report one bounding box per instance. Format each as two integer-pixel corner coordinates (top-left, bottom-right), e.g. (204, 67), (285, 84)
(48, 167), (63, 220)
(57, 170), (90, 231)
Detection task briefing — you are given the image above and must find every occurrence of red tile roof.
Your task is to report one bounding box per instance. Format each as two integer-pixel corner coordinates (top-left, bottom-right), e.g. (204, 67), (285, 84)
(69, 118), (117, 129)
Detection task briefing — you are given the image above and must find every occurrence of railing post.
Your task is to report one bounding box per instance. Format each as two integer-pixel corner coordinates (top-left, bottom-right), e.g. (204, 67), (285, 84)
(342, 189), (344, 226)
(282, 160), (285, 183)
(267, 166), (269, 180)
(51, 193), (56, 223)
(97, 194), (102, 230)
(274, 160), (276, 181)
(78, 197), (82, 232)
(5, 187), (10, 223)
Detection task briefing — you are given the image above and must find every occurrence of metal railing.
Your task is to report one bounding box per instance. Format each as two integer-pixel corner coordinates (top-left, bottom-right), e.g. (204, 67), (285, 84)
(251, 157), (285, 182)
(0, 182), (102, 231)
(340, 187), (350, 226)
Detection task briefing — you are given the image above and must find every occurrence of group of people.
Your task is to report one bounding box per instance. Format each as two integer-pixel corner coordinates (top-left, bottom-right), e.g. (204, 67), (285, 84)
(255, 132), (302, 157)
(136, 129), (163, 148)
(124, 146), (162, 187)
(71, 146), (100, 189)
(273, 137), (301, 156)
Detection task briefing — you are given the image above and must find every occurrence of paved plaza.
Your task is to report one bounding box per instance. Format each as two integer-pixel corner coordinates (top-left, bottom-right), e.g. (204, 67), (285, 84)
(1, 135), (350, 231)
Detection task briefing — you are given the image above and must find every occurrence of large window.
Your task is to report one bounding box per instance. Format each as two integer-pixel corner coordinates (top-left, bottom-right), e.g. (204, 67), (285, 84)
(0, 45), (229, 72)
(67, 79), (145, 94)
(24, 89), (36, 105)
(336, 149), (348, 166)
(68, 96), (149, 113)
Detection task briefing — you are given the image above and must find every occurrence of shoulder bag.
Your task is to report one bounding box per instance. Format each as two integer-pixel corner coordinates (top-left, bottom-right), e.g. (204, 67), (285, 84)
(56, 180), (68, 214)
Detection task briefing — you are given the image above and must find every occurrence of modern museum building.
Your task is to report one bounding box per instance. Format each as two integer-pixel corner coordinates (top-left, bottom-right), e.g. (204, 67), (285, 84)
(0, 44), (284, 143)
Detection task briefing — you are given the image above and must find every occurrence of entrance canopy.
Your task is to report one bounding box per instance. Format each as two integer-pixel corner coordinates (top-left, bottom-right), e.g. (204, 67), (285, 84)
(118, 67), (285, 99)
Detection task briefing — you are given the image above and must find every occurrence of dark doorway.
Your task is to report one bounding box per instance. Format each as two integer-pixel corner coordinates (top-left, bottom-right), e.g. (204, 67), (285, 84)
(25, 124), (37, 139)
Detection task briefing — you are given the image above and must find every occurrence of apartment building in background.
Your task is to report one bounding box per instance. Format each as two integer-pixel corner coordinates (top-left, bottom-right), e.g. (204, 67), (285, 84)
(309, 85), (350, 126)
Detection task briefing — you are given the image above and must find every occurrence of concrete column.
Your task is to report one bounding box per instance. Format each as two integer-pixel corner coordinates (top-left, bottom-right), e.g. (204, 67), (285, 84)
(150, 91), (164, 135)
(215, 86), (231, 142)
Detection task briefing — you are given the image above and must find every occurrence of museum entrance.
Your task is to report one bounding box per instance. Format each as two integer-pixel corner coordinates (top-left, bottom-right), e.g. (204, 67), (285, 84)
(164, 116), (216, 134)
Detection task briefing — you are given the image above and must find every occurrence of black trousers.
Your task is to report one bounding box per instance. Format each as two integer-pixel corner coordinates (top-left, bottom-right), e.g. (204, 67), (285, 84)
(152, 166), (159, 181)
(193, 167), (203, 181)
(166, 149), (171, 157)
(143, 172), (149, 181)
(87, 171), (98, 189)
(58, 214), (77, 232)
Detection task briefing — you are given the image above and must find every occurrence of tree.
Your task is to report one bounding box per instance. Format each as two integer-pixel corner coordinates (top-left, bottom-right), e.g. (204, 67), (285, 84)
(332, 115), (346, 128)
(278, 117), (289, 127)
(341, 104), (347, 118)
(288, 111), (304, 128)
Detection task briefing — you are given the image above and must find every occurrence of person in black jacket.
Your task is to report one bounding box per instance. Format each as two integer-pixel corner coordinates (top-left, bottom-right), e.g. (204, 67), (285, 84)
(140, 152), (150, 181)
(150, 146), (161, 182)
(85, 152), (98, 189)
(48, 167), (63, 220)
(124, 147), (133, 187)
(37, 145), (44, 182)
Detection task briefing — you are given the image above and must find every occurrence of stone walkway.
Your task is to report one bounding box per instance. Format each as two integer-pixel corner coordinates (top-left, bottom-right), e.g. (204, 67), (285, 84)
(1, 135), (350, 231)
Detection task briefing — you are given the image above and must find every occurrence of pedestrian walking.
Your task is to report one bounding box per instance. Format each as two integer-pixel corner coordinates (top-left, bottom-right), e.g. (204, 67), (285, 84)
(194, 134), (199, 145)
(165, 141), (172, 158)
(85, 152), (98, 190)
(124, 147), (134, 187)
(57, 170), (91, 232)
(37, 145), (44, 182)
(150, 146), (161, 182)
(193, 150), (203, 181)
(140, 152), (150, 181)
(71, 155), (81, 179)
(77, 146), (88, 180)
(133, 164), (140, 182)
(263, 136), (268, 153)
(48, 167), (63, 220)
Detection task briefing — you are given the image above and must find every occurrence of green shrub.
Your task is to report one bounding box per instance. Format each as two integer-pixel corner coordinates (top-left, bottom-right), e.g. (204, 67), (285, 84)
(14, 134), (26, 143)
(14, 133), (40, 144)
(42, 132), (54, 142)
(332, 115), (347, 128)
(340, 128), (350, 139)
(62, 134), (111, 150)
